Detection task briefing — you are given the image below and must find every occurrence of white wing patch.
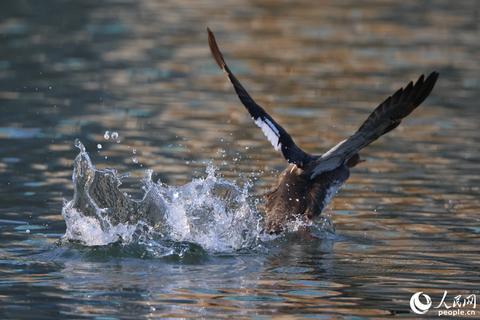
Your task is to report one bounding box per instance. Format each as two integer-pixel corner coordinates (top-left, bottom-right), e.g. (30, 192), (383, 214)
(254, 117), (281, 151)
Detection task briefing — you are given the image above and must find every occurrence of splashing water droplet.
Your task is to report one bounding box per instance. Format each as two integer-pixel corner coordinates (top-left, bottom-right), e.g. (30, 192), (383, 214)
(104, 131), (110, 140)
(97, 144), (102, 150)
(131, 147), (138, 163)
(111, 131), (119, 140)
(74, 139), (86, 152)
(143, 169), (153, 182)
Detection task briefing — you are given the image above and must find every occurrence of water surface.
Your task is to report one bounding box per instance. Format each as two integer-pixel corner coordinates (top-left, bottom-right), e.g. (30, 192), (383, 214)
(1, 0), (479, 318)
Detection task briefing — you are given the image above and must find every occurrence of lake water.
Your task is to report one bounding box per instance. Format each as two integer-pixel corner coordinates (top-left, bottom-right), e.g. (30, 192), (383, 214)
(1, 0), (479, 318)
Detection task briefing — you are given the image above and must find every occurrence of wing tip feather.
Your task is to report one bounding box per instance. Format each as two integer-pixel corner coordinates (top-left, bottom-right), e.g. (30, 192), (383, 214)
(207, 27), (227, 71)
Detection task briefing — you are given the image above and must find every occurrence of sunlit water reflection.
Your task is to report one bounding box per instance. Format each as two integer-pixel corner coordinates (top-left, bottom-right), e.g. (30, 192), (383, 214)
(1, 0), (479, 318)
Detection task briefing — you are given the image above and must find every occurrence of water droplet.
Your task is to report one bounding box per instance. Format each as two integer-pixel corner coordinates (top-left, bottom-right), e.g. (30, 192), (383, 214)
(25, 229), (30, 234)
(104, 131), (110, 140)
(74, 139), (85, 152)
(132, 157), (138, 164)
(111, 131), (119, 140)
(97, 144), (102, 149)
(48, 85), (52, 90)
(132, 148), (137, 154)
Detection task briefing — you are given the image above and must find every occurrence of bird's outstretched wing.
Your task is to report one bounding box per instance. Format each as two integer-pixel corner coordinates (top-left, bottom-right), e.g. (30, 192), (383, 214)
(208, 28), (312, 168)
(310, 72), (439, 178)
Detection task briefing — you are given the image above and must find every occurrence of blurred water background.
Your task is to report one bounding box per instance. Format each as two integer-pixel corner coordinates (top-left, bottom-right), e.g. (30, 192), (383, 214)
(0, 0), (479, 318)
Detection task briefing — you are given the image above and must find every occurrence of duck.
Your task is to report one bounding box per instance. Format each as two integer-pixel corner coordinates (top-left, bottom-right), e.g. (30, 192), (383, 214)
(207, 28), (439, 234)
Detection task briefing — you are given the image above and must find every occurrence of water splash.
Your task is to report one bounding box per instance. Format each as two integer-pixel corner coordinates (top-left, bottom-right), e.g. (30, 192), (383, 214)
(62, 141), (336, 254)
(62, 141), (263, 253)
(104, 130), (120, 143)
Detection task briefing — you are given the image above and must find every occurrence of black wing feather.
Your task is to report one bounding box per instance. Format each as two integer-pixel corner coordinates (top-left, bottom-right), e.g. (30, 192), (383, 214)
(208, 28), (311, 168)
(310, 72), (439, 178)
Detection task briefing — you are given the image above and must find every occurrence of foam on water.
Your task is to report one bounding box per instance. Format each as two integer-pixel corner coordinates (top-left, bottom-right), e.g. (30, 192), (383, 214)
(61, 140), (264, 253)
(62, 206), (141, 246)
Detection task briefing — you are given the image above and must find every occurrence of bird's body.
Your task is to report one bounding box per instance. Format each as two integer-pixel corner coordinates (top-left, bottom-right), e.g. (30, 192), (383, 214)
(207, 28), (439, 234)
(263, 163), (350, 232)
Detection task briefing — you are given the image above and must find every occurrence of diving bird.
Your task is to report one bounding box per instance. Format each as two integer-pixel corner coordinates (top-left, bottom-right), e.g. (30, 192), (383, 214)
(207, 28), (439, 234)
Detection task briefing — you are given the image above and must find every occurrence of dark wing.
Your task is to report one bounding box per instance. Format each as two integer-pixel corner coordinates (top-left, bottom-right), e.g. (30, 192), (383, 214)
(310, 72), (439, 178)
(208, 28), (311, 168)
